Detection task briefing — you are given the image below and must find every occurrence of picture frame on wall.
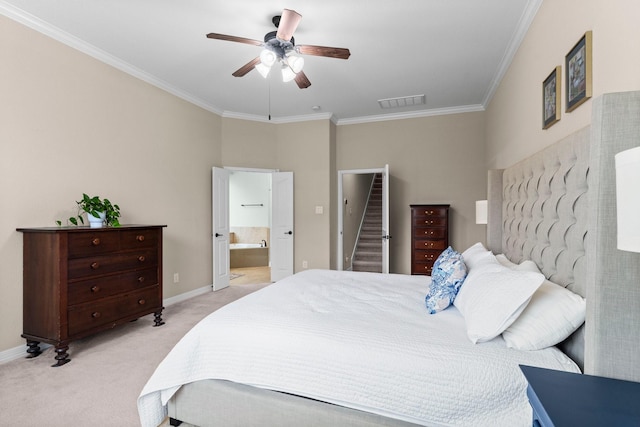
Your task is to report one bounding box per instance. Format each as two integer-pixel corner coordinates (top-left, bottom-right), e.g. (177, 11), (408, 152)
(543, 66), (561, 129)
(565, 31), (592, 112)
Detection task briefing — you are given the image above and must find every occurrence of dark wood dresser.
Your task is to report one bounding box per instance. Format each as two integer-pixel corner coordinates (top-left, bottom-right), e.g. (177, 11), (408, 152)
(410, 205), (449, 275)
(16, 225), (166, 366)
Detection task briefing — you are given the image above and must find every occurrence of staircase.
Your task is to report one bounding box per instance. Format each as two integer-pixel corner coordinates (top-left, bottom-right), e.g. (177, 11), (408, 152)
(352, 174), (383, 273)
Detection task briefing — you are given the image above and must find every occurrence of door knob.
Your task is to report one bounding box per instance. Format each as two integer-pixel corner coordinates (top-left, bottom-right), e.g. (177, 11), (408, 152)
(284, 231), (293, 235)
(215, 233), (223, 237)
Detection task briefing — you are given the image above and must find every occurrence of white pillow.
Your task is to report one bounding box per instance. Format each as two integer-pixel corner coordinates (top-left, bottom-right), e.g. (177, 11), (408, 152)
(453, 261), (544, 343)
(461, 242), (495, 270)
(495, 254), (539, 273)
(502, 281), (586, 351)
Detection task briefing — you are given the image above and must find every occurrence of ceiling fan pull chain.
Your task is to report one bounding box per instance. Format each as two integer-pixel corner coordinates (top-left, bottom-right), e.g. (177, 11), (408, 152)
(268, 80), (271, 121)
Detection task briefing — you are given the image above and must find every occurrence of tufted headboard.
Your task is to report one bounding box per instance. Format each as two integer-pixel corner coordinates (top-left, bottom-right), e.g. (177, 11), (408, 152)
(487, 91), (640, 381)
(487, 127), (590, 369)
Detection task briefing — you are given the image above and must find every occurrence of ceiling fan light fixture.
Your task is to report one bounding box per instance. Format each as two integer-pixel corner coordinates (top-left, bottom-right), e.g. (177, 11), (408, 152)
(255, 62), (271, 78)
(259, 49), (277, 67)
(281, 65), (297, 82)
(286, 54), (304, 74)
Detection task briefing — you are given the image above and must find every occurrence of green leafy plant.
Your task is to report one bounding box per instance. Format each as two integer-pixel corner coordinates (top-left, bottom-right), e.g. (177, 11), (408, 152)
(56, 193), (121, 227)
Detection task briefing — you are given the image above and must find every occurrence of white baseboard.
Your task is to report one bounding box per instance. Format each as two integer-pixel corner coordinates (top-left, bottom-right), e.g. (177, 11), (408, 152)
(163, 284), (212, 307)
(0, 284), (213, 365)
(0, 343), (52, 365)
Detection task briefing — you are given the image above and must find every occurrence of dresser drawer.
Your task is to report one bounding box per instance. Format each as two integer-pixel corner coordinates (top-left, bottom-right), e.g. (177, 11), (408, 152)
(68, 286), (161, 336)
(120, 229), (159, 249)
(68, 267), (159, 306)
(413, 239), (447, 250)
(412, 262), (435, 275)
(68, 232), (120, 258)
(413, 217), (447, 227)
(413, 227), (447, 239)
(413, 207), (448, 219)
(68, 249), (158, 280)
(413, 249), (443, 264)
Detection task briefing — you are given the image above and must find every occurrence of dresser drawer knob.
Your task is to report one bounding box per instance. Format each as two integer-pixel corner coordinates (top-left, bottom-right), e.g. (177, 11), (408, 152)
(92, 312), (101, 318)
(136, 235), (145, 242)
(138, 299), (146, 305)
(138, 255), (146, 262)
(90, 262), (100, 270)
(425, 220), (433, 224)
(425, 231), (434, 235)
(91, 238), (101, 246)
(425, 210), (434, 215)
(91, 286), (100, 293)
(138, 276), (145, 283)
(424, 242), (434, 247)
(426, 255), (433, 260)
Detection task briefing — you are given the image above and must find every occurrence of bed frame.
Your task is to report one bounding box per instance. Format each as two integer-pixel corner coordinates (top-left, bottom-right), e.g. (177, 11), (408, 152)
(167, 91), (640, 426)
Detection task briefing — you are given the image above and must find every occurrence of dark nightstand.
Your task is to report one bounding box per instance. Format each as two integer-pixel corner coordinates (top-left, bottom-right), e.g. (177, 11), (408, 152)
(520, 365), (640, 426)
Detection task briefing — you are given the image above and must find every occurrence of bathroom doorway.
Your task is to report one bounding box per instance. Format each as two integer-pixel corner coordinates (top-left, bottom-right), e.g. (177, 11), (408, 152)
(228, 169), (272, 285)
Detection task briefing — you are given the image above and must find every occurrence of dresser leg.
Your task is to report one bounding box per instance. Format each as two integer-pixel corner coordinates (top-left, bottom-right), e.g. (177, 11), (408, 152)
(52, 344), (71, 367)
(153, 308), (165, 327)
(25, 340), (42, 358)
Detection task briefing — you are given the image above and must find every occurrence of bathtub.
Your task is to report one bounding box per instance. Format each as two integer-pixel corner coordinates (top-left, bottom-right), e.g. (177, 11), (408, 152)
(230, 243), (262, 249)
(230, 243), (269, 268)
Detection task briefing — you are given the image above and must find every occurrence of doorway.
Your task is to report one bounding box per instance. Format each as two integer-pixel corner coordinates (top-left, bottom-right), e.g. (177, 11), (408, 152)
(228, 170), (272, 286)
(212, 167), (294, 290)
(337, 165), (390, 273)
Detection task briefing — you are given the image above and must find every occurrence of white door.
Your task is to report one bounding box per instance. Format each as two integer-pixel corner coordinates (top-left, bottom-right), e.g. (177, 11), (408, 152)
(381, 164), (390, 274)
(212, 167), (230, 290)
(271, 171), (294, 282)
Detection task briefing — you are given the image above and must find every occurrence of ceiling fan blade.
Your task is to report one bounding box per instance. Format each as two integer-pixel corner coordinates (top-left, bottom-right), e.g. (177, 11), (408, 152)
(297, 45), (351, 60)
(232, 57), (261, 77)
(276, 9), (302, 42)
(206, 33), (262, 46)
(294, 71), (311, 89)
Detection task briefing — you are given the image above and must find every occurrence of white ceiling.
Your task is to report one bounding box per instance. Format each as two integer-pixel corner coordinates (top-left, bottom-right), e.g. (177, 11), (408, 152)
(1, 0), (540, 124)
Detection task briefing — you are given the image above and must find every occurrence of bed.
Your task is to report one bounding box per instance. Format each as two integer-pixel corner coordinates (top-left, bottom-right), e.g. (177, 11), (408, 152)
(138, 91), (640, 427)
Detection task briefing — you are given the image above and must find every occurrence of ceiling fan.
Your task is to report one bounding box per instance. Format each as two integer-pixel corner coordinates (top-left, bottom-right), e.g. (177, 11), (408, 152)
(206, 9), (351, 89)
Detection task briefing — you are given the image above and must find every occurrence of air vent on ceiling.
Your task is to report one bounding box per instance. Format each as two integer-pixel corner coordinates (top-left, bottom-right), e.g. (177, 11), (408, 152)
(378, 94), (426, 109)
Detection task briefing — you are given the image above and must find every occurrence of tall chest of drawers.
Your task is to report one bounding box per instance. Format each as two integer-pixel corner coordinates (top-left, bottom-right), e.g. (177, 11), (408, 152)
(17, 225), (166, 366)
(410, 205), (450, 275)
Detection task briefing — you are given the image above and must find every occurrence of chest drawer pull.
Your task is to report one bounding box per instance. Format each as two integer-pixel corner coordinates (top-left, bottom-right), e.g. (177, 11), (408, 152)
(138, 276), (145, 283)
(91, 238), (101, 246)
(92, 312), (101, 318)
(90, 262), (100, 270)
(425, 220), (434, 224)
(91, 286), (100, 293)
(425, 242), (434, 247)
(424, 210), (434, 215)
(138, 255), (146, 262)
(136, 235), (145, 242)
(425, 254), (434, 260)
(425, 231), (434, 235)
(138, 299), (146, 305)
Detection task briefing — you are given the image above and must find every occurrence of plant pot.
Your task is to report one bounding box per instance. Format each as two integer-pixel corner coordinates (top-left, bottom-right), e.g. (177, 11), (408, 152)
(87, 211), (106, 228)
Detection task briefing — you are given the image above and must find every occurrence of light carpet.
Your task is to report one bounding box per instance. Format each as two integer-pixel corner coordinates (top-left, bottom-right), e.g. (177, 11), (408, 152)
(0, 283), (269, 427)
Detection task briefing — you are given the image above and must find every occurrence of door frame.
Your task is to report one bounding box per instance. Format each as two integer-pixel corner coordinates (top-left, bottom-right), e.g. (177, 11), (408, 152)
(337, 166), (389, 272)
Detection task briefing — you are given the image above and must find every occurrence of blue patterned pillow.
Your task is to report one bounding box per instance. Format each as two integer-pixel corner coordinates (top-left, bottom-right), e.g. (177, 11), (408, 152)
(425, 247), (468, 314)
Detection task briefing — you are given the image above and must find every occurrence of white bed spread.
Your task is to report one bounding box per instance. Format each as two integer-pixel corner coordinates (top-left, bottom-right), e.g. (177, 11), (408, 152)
(138, 269), (580, 427)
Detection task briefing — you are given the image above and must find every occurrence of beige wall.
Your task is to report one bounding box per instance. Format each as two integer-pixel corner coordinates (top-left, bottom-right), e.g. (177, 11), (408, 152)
(486, 0), (640, 169)
(1, 16), (221, 353)
(337, 112), (487, 274)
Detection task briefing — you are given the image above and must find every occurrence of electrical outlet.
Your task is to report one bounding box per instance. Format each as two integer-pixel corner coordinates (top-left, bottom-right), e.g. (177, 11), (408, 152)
(173, 273), (179, 283)
(302, 260), (308, 269)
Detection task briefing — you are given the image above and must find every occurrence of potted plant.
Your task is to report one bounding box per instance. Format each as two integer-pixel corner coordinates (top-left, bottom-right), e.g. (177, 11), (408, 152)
(56, 194), (121, 228)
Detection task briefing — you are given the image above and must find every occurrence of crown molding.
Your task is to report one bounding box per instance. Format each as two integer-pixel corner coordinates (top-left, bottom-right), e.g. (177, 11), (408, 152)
(335, 104), (485, 126)
(0, 1), (224, 116)
(482, 0), (542, 107)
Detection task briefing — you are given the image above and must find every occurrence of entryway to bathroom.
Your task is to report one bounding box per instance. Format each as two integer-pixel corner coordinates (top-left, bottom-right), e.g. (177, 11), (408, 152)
(213, 167), (293, 289)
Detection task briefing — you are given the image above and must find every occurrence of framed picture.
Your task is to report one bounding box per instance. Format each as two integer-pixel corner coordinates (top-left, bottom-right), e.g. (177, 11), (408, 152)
(565, 31), (592, 112)
(543, 66), (561, 129)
